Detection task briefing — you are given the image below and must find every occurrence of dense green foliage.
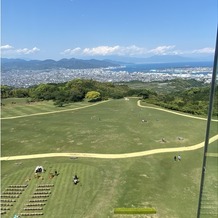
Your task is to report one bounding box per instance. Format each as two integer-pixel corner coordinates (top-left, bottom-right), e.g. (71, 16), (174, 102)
(114, 207), (157, 214)
(1, 78), (217, 115)
(123, 79), (217, 116)
(85, 91), (101, 102)
(145, 85), (218, 116)
(123, 78), (206, 94)
(1, 79), (131, 104)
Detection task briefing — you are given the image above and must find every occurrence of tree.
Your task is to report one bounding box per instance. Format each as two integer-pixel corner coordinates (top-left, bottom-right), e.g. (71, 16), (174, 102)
(31, 84), (57, 100)
(53, 90), (69, 107)
(1, 85), (14, 98)
(69, 88), (84, 102)
(11, 88), (30, 98)
(85, 91), (101, 102)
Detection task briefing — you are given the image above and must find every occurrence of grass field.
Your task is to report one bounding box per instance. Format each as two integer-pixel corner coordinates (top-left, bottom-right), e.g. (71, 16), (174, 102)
(1, 98), (217, 218)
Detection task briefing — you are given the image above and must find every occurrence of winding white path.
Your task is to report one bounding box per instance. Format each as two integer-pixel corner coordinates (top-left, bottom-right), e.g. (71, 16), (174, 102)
(1, 134), (217, 161)
(1, 99), (217, 161)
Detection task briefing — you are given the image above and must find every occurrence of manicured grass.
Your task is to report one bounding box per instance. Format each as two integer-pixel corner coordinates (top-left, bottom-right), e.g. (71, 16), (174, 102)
(1, 98), (217, 217)
(1, 148), (207, 218)
(1, 98), (216, 157)
(1, 160), (105, 218)
(1, 98), (91, 118)
(1, 152), (204, 218)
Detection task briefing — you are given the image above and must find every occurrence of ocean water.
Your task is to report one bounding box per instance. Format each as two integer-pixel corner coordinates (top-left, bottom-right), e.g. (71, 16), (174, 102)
(114, 61), (213, 73)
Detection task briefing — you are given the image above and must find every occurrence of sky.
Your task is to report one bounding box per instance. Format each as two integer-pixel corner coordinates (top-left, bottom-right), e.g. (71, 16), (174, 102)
(1, 0), (217, 60)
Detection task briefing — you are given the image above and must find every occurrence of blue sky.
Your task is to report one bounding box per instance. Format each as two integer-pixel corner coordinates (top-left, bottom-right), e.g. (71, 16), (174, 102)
(1, 0), (217, 60)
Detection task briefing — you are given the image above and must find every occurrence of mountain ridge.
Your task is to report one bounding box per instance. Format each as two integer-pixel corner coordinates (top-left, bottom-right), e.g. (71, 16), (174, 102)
(1, 55), (213, 71)
(1, 58), (120, 71)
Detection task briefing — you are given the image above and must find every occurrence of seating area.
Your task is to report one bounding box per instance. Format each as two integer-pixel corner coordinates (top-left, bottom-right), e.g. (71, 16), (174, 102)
(32, 195), (49, 198)
(19, 212), (43, 216)
(29, 199), (47, 202)
(38, 184), (54, 187)
(1, 207), (10, 211)
(3, 191), (22, 195)
(6, 188), (25, 191)
(1, 199), (16, 202)
(33, 191), (51, 195)
(25, 203), (46, 207)
(0, 184), (28, 216)
(1, 203), (13, 207)
(17, 183), (54, 216)
(1, 181), (54, 216)
(36, 188), (50, 191)
(8, 185), (28, 188)
(24, 207), (43, 211)
(1, 195), (19, 198)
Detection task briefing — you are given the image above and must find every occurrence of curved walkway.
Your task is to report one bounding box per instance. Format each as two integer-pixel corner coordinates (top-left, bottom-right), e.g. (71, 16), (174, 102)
(1, 134), (217, 161)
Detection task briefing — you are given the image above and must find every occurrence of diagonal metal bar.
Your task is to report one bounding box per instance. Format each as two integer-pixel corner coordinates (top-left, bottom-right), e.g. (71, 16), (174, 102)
(197, 27), (218, 218)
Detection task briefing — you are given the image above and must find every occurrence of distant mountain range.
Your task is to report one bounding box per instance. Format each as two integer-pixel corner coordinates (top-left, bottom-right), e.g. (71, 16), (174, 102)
(1, 58), (120, 71)
(1, 55), (213, 71)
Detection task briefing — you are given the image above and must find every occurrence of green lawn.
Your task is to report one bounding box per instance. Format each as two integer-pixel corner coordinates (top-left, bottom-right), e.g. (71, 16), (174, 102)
(1, 98), (217, 218)
(1, 98), (216, 156)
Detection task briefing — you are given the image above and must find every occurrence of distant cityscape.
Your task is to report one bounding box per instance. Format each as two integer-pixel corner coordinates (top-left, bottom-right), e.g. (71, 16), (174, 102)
(1, 65), (213, 88)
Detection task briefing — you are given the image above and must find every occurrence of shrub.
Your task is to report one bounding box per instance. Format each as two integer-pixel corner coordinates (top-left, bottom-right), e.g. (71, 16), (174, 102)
(114, 207), (156, 214)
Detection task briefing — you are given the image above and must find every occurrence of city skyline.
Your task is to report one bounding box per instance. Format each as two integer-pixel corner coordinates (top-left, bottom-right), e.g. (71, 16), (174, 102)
(1, 0), (217, 60)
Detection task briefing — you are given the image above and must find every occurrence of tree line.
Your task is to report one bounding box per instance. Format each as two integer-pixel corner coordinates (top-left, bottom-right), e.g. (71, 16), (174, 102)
(1, 79), (217, 116)
(1, 79), (153, 105)
(145, 85), (218, 116)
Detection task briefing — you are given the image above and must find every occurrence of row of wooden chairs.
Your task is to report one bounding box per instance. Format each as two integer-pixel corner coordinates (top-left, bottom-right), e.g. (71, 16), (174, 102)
(6, 188), (25, 191)
(3, 191), (22, 195)
(29, 199), (47, 202)
(19, 212), (43, 216)
(1, 195), (19, 198)
(32, 195), (49, 198)
(25, 203), (46, 207)
(9, 185), (28, 188)
(37, 184), (54, 187)
(1, 203), (13, 206)
(1, 207), (10, 210)
(36, 188), (51, 191)
(1, 199), (16, 202)
(33, 191), (51, 195)
(24, 207), (43, 210)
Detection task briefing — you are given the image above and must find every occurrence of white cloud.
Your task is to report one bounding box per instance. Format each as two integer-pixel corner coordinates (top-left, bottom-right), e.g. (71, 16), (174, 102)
(60, 45), (215, 59)
(118, 45), (146, 56)
(1, 45), (40, 56)
(61, 47), (82, 55)
(83, 45), (120, 55)
(61, 45), (146, 56)
(1, 44), (14, 50)
(16, 47), (40, 54)
(192, 47), (215, 54)
(148, 45), (176, 55)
